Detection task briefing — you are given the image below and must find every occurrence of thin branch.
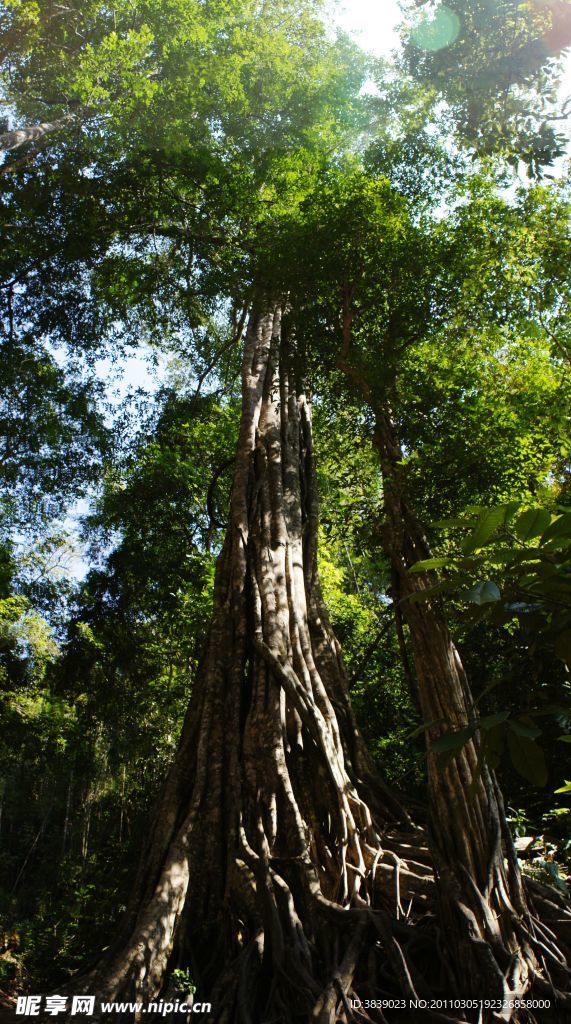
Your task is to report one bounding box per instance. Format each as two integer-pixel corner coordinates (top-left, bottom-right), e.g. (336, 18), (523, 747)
(348, 615), (393, 690)
(189, 299), (250, 412)
(206, 457), (234, 530)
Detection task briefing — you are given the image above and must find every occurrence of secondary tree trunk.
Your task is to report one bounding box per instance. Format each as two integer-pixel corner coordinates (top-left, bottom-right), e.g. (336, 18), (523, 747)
(79, 304), (435, 1022)
(372, 400), (569, 1017)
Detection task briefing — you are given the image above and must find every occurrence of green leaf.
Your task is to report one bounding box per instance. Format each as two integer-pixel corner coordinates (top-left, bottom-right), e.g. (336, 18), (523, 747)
(432, 725), (475, 753)
(507, 731), (547, 786)
(481, 723), (505, 770)
(406, 717), (443, 739)
(483, 547), (523, 566)
(557, 735), (571, 743)
(540, 512), (571, 545)
(509, 718), (542, 739)
(513, 508), (552, 542)
(409, 557), (450, 573)
(462, 503), (520, 555)
(554, 780), (571, 794)
(461, 580), (501, 605)
(478, 710), (510, 729)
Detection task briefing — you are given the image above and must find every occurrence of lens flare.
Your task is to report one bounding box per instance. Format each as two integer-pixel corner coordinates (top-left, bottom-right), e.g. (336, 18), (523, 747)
(410, 5), (461, 51)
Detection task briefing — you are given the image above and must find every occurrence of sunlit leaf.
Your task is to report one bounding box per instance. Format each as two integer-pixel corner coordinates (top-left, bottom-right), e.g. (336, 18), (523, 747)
(410, 557), (450, 572)
(513, 508), (551, 542)
(541, 512), (571, 545)
(461, 580), (501, 605)
(461, 504), (519, 554)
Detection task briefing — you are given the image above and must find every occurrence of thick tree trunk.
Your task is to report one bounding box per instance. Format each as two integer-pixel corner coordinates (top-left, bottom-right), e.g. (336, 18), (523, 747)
(372, 401), (570, 1017)
(78, 305), (436, 1021)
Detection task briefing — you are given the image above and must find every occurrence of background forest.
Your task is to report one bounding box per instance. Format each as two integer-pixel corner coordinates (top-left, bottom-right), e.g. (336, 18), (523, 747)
(1, 0), (571, 1012)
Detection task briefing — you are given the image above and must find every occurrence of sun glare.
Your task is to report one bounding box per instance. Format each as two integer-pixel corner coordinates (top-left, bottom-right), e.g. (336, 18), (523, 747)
(332, 0), (402, 56)
(334, 0), (571, 104)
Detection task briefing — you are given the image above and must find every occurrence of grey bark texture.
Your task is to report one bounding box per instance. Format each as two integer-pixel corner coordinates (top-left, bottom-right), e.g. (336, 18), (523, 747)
(0, 114), (76, 154)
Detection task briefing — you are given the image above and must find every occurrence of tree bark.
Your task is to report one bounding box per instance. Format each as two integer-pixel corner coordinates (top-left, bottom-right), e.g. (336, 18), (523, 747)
(371, 400), (569, 1017)
(0, 115), (76, 155)
(78, 304), (428, 1021)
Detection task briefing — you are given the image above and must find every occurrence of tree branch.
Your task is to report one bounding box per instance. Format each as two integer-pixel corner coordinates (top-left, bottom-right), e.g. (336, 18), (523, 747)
(0, 114), (77, 154)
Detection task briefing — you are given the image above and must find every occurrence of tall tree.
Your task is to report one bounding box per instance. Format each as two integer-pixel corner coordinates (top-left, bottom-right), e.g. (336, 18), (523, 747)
(284, 168), (571, 1011)
(75, 305), (420, 1018)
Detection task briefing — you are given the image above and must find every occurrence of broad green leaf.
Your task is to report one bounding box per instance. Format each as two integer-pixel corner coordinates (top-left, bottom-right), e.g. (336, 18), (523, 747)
(507, 731), (547, 786)
(462, 503), (520, 554)
(482, 723), (505, 770)
(406, 718), (443, 739)
(410, 557), (450, 573)
(554, 781), (571, 794)
(509, 718), (542, 739)
(557, 735), (571, 743)
(496, 547), (543, 564)
(461, 580), (501, 605)
(432, 725), (475, 753)
(513, 508), (551, 542)
(478, 711), (510, 729)
(483, 547), (524, 566)
(540, 512), (571, 545)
